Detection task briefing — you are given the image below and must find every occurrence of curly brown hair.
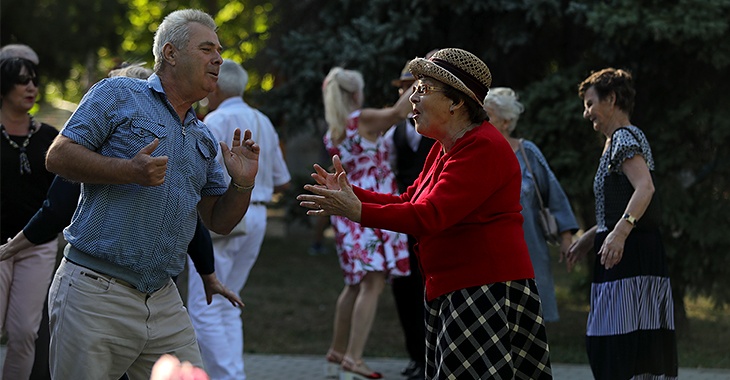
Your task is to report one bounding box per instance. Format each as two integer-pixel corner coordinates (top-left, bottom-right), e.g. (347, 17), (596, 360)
(578, 68), (636, 115)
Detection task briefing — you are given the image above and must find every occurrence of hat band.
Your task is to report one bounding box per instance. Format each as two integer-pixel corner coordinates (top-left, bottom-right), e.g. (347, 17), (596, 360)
(431, 57), (488, 102)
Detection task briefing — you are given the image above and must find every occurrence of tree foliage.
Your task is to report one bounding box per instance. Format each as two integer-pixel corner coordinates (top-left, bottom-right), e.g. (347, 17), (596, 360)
(259, 0), (730, 310)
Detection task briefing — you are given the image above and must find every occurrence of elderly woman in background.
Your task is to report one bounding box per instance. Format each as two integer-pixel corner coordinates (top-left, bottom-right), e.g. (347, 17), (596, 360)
(320, 67), (412, 379)
(483, 87), (578, 323)
(0, 53), (59, 379)
(567, 68), (677, 379)
(301, 49), (552, 380)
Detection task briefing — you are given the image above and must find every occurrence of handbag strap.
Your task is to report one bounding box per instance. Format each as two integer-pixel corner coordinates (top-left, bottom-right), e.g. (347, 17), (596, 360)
(517, 139), (548, 213)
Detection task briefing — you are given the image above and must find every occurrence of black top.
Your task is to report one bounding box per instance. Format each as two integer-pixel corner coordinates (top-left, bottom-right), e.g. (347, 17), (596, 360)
(1, 122), (58, 241)
(392, 119), (435, 193)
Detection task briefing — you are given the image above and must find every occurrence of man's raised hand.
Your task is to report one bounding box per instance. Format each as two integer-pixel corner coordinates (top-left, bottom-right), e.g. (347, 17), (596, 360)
(220, 129), (259, 187)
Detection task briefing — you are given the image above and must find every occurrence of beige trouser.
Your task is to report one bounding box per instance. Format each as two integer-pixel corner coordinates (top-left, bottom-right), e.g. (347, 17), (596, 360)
(0, 238), (58, 380)
(48, 258), (202, 380)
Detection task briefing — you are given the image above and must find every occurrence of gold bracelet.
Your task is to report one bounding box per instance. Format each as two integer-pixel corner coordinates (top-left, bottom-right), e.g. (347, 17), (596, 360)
(231, 181), (255, 193)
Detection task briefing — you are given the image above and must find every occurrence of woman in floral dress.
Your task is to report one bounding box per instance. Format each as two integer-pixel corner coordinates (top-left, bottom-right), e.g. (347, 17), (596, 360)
(320, 67), (412, 379)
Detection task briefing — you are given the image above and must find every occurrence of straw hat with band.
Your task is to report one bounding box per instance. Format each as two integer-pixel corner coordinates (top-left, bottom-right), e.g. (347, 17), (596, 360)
(408, 48), (492, 107)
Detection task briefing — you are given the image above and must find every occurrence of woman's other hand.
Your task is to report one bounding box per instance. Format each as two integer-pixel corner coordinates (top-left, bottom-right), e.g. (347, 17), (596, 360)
(558, 231), (573, 266)
(311, 155), (346, 190)
(565, 226), (596, 272)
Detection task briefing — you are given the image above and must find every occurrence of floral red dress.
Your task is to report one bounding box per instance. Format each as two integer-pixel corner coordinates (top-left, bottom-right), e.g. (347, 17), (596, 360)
(324, 111), (410, 284)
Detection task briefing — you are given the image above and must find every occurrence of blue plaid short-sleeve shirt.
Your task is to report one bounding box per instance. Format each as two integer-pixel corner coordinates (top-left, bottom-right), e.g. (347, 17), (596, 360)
(61, 74), (227, 292)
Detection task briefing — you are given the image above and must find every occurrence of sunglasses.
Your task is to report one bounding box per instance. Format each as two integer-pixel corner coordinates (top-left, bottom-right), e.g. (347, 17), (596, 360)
(16, 74), (39, 87)
(414, 83), (444, 95)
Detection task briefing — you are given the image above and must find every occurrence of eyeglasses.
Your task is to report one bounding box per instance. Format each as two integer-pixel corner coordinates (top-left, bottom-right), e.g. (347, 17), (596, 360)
(16, 74), (39, 87)
(414, 83), (444, 95)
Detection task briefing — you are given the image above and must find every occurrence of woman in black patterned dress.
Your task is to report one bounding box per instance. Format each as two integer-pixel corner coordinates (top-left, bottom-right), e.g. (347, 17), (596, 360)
(567, 68), (678, 380)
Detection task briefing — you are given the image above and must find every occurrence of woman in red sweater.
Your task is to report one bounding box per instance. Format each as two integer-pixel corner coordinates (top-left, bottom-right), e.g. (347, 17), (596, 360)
(299, 48), (552, 380)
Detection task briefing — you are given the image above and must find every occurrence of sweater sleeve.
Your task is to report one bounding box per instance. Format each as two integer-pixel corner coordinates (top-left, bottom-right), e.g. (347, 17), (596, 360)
(23, 176), (81, 244)
(186, 217), (215, 275)
(361, 127), (520, 236)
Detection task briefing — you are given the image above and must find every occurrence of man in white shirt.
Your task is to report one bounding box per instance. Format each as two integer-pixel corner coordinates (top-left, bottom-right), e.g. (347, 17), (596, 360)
(187, 59), (291, 380)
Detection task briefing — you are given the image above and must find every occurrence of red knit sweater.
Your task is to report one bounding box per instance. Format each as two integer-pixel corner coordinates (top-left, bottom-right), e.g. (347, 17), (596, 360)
(357, 121), (534, 300)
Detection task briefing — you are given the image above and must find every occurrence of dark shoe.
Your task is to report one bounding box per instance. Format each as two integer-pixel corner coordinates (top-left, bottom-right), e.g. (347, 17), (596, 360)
(401, 360), (418, 376)
(402, 361), (424, 379)
(407, 368), (425, 380)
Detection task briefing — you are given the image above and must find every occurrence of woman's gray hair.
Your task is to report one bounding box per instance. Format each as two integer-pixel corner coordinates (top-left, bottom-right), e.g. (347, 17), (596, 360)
(217, 59), (248, 97)
(483, 87), (524, 133)
(322, 67), (364, 143)
(152, 9), (217, 72)
(108, 62), (153, 80)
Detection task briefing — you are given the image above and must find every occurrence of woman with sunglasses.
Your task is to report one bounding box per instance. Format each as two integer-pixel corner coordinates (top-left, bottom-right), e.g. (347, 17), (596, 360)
(301, 49), (552, 379)
(0, 55), (59, 379)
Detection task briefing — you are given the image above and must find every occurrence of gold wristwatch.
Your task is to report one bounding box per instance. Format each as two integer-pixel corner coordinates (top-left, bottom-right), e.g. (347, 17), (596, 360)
(622, 213), (637, 227)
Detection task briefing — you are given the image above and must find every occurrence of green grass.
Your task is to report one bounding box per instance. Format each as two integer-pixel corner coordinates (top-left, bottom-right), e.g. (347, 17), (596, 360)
(241, 225), (730, 368)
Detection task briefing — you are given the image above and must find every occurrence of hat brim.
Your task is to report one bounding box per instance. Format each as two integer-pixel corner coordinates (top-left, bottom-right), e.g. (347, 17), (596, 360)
(408, 58), (482, 106)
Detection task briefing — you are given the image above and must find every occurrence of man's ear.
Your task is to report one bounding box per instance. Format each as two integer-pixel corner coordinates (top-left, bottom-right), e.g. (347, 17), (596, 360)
(162, 43), (177, 65)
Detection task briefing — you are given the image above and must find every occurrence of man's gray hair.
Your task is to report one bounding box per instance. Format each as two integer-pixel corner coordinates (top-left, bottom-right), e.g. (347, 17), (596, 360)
(152, 9), (217, 72)
(217, 59), (249, 97)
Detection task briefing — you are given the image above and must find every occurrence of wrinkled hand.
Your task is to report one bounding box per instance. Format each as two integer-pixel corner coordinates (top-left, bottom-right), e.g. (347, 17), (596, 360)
(597, 230), (626, 270)
(558, 233), (573, 266)
(565, 235), (591, 272)
(131, 138), (168, 186)
(0, 239), (14, 262)
(221, 129), (259, 187)
(297, 155), (362, 222)
(201, 273), (245, 308)
(310, 155), (346, 190)
(150, 354), (209, 380)
(0, 232), (33, 262)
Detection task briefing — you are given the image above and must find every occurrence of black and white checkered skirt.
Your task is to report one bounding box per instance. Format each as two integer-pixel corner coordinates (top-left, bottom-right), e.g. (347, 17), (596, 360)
(424, 279), (552, 379)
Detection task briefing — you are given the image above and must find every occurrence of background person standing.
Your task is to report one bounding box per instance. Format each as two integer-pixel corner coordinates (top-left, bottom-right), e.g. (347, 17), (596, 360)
(0, 47), (58, 380)
(320, 66), (412, 379)
(568, 68), (677, 380)
(483, 87), (578, 323)
(187, 58), (291, 380)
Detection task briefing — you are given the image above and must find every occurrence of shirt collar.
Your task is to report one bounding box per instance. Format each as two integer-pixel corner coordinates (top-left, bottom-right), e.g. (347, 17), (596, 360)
(216, 96), (247, 110)
(147, 73), (200, 124)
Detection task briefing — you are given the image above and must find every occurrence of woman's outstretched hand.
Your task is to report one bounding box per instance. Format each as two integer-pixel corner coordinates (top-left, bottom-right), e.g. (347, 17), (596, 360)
(298, 155), (362, 222)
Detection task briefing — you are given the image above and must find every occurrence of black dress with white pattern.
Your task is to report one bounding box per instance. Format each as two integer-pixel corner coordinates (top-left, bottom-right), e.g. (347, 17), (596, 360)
(587, 126), (678, 380)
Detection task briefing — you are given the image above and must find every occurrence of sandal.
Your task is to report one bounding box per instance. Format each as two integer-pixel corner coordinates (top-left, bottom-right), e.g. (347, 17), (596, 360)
(325, 349), (344, 378)
(340, 356), (383, 380)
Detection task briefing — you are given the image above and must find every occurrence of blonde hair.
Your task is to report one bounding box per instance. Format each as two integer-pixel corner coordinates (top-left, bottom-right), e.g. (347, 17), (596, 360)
(483, 87), (524, 134)
(322, 67), (364, 144)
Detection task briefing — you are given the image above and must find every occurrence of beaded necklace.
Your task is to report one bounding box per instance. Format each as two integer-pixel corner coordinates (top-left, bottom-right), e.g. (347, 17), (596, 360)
(1, 116), (37, 174)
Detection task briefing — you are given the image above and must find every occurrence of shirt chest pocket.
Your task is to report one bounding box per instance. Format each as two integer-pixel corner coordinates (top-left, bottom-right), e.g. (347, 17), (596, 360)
(185, 131), (220, 190)
(126, 119), (169, 158)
